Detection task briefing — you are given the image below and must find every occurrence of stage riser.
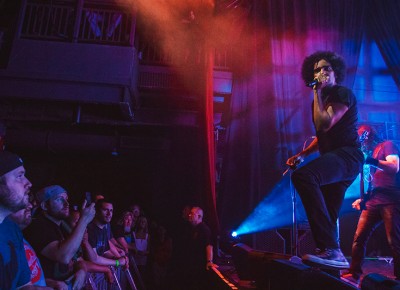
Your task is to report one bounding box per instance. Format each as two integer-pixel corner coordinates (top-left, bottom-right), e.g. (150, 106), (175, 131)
(232, 243), (358, 290)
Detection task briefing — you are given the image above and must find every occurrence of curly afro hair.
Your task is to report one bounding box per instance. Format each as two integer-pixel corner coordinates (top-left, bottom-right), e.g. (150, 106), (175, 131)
(301, 51), (346, 85)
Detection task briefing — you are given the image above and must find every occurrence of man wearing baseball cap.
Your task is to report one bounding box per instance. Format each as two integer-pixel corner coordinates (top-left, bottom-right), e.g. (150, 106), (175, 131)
(24, 184), (95, 289)
(0, 151), (33, 289)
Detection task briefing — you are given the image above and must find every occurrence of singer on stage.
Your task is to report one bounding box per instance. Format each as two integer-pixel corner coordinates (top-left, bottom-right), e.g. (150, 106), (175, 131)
(286, 51), (363, 268)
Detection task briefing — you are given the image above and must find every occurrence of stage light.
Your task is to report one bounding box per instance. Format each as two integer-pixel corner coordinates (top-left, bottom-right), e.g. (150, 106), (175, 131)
(231, 231), (238, 238)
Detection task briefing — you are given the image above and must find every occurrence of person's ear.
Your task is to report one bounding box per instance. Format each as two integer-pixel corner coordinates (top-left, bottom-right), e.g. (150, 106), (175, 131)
(40, 201), (48, 211)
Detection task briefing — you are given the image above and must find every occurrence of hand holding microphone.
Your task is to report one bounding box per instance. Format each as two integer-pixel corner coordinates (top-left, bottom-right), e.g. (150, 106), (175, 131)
(306, 74), (330, 88)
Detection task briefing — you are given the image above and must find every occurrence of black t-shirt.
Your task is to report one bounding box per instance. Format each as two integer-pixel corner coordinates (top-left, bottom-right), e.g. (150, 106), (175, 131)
(313, 85), (360, 154)
(23, 214), (73, 280)
(87, 222), (112, 256)
(183, 222), (212, 271)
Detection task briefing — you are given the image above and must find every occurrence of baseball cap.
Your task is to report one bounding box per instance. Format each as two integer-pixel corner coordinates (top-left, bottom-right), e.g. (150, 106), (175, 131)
(0, 151), (24, 177)
(36, 185), (67, 203)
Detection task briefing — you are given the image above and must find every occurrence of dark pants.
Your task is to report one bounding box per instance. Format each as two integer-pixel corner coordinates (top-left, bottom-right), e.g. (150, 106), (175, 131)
(350, 203), (400, 279)
(292, 146), (363, 250)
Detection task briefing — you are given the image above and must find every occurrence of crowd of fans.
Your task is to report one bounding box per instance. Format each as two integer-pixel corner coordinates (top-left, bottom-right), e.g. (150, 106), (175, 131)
(0, 150), (216, 290)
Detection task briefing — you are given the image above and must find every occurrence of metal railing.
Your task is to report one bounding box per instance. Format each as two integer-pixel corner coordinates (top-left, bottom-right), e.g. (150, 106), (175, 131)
(20, 0), (135, 46)
(18, 0), (231, 68)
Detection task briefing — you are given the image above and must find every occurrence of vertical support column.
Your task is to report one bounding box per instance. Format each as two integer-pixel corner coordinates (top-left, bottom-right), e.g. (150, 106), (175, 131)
(15, 0), (28, 38)
(72, 0), (84, 43)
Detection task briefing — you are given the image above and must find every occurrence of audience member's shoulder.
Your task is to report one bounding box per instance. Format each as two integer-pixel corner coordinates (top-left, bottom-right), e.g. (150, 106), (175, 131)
(197, 221), (211, 231)
(86, 221), (97, 231)
(2, 216), (20, 230)
(1, 217), (23, 239)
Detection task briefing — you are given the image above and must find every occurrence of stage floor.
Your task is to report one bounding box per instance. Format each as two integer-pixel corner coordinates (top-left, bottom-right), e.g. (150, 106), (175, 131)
(342, 257), (395, 287)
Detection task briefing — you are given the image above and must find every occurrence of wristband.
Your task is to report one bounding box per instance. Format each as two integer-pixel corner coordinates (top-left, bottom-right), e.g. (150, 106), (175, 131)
(115, 259), (120, 267)
(365, 156), (379, 167)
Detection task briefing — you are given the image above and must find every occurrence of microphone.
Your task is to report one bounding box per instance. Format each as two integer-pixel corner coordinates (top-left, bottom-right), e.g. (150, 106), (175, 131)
(306, 78), (318, 88)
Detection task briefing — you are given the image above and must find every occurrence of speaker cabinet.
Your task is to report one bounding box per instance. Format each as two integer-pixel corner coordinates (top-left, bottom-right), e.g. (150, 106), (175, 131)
(231, 243), (291, 288)
(270, 259), (358, 290)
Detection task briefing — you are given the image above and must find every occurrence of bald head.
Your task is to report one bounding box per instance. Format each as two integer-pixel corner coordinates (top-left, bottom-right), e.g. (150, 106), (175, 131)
(189, 207), (203, 226)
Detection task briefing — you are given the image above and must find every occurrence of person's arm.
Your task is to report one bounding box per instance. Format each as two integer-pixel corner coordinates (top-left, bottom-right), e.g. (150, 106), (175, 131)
(80, 260), (114, 283)
(89, 246), (128, 267)
(205, 244), (217, 270)
(313, 88), (348, 132)
(286, 137), (319, 167)
(41, 203), (95, 264)
(45, 279), (69, 290)
(116, 236), (136, 252)
(110, 237), (126, 256)
(366, 154), (399, 174)
(106, 239), (124, 258)
(81, 230), (99, 262)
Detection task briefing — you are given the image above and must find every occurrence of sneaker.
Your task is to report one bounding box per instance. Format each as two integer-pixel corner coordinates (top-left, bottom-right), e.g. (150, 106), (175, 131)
(302, 248), (350, 269)
(341, 272), (360, 285)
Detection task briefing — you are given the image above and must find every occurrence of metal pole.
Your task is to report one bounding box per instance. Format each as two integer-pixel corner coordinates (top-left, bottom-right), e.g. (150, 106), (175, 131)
(290, 170), (298, 257)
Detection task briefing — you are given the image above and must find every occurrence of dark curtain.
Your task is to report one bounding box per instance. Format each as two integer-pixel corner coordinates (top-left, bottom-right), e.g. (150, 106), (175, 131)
(218, 0), (366, 233)
(366, 0), (400, 89)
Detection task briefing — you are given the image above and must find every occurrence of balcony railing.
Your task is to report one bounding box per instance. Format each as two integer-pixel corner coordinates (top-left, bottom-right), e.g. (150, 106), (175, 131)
(20, 0), (135, 46)
(18, 0), (231, 69)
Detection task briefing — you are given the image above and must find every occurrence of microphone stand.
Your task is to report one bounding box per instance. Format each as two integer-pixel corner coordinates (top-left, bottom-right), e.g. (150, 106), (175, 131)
(284, 136), (314, 257)
(283, 165), (298, 257)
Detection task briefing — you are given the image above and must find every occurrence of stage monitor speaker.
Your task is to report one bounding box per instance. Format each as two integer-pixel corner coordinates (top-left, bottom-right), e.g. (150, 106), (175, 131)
(231, 243), (292, 289)
(361, 273), (400, 290)
(269, 259), (358, 290)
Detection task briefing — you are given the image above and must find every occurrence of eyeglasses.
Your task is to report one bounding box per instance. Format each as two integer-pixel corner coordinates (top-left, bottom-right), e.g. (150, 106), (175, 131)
(313, 65), (333, 74)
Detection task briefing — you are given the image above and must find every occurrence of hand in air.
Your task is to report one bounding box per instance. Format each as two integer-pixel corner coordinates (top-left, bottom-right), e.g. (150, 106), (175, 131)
(80, 200), (96, 225)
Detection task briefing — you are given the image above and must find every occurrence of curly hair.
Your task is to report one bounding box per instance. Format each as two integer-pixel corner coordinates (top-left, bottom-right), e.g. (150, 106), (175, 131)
(301, 51), (346, 85)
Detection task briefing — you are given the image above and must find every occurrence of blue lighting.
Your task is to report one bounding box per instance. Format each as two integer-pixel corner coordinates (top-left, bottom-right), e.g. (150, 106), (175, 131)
(233, 172), (303, 236)
(233, 158), (363, 237)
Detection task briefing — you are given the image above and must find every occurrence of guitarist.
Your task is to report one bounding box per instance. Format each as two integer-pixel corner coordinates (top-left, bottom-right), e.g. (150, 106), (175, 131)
(358, 125), (380, 209)
(342, 124), (400, 284)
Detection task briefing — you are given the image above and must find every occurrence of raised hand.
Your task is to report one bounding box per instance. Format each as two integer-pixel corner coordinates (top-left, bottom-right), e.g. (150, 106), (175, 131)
(80, 200), (95, 225)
